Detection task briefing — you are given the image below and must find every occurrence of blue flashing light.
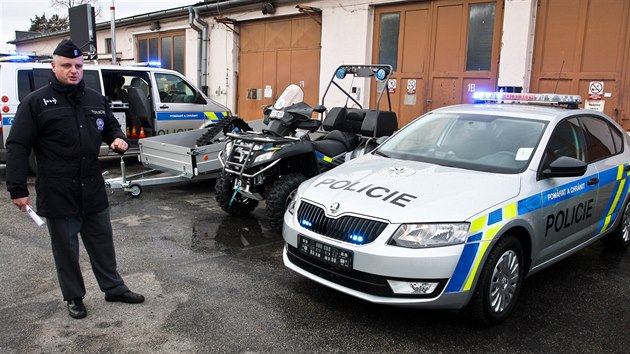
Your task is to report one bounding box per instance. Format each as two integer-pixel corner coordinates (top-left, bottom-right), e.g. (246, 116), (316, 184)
(148, 61), (161, 67)
(300, 219), (313, 228)
(349, 234), (365, 244)
(5, 54), (31, 62)
(335, 67), (346, 79)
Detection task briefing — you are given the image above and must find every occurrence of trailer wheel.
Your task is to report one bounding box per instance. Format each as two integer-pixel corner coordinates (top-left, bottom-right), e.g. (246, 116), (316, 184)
(129, 184), (142, 198)
(266, 173), (307, 230)
(215, 174), (258, 216)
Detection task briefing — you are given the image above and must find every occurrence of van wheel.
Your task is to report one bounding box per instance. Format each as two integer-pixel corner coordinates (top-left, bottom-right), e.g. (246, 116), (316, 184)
(28, 150), (37, 175)
(214, 174), (258, 216)
(601, 201), (630, 251)
(468, 235), (524, 325)
(266, 173), (307, 230)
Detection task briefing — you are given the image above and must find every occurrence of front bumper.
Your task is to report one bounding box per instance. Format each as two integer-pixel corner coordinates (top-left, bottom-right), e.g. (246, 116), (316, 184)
(282, 208), (473, 309)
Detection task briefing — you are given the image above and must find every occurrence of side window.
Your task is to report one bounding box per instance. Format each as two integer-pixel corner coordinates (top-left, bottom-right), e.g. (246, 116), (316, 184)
(17, 70), (33, 101)
(542, 118), (587, 168)
(154, 73), (203, 104)
(82, 70), (102, 93)
(580, 116), (618, 162)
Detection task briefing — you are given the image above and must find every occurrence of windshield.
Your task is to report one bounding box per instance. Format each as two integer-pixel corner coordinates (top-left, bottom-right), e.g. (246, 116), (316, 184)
(273, 84), (304, 110)
(377, 112), (547, 173)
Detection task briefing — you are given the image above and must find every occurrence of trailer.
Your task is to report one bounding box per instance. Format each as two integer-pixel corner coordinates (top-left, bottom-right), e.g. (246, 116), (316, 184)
(104, 127), (225, 197)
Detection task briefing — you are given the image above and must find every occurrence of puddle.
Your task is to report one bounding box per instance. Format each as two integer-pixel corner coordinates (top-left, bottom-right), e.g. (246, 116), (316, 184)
(191, 216), (279, 253)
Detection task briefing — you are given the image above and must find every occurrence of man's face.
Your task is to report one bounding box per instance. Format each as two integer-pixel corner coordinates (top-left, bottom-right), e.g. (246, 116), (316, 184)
(51, 55), (83, 85)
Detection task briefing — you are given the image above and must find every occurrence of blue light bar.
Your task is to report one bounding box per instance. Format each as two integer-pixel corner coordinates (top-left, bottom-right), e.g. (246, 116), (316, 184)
(148, 61), (161, 67)
(300, 219), (313, 228)
(0, 54), (31, 62)
(473, 91), (582, 105)
(349, 234), (365, 244)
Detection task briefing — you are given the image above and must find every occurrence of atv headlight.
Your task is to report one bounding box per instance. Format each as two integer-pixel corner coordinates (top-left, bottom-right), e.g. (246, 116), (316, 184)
(254, 151), (275, 163)
(388, 223), (469, 248)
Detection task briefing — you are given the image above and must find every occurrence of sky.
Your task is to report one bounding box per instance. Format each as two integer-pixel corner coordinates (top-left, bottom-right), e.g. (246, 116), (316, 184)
(0, 0), (197, 53)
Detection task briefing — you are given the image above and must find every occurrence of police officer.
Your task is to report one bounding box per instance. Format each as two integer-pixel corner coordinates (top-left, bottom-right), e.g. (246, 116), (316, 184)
(5, 40), (144, 319)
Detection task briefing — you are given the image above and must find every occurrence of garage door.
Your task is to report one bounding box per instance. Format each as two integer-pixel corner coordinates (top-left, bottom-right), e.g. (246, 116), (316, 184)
(531, 0), (630, 128)
(372, 0), (503, 127)
(238, 16), (321, 121)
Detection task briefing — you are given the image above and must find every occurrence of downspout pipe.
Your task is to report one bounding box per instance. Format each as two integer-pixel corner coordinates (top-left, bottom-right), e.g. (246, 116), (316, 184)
(193, 7), (209, 96)
(188, 7), (203, 90)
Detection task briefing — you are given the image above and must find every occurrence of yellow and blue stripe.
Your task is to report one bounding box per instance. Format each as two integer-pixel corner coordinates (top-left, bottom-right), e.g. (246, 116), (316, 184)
(444, 163), (629, 293)
(155, 111), (229, 121)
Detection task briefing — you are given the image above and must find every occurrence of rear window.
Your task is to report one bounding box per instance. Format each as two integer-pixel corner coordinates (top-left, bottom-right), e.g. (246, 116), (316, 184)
(17, 68), (102, 101)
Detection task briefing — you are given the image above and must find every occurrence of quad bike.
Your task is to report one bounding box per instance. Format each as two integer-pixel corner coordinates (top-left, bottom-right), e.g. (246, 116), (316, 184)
(215, 64), (398, 229)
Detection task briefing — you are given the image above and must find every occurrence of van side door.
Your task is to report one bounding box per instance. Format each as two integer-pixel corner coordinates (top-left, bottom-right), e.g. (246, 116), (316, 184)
(152, 72), (223, 135)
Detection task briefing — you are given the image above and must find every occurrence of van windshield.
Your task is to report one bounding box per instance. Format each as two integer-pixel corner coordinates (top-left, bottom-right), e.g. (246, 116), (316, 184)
(377, 112), (547, 174)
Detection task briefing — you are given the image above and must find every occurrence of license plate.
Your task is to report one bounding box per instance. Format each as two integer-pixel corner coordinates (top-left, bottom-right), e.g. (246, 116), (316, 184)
(270, 109), (284, 118)
(298, 235), (353, 269)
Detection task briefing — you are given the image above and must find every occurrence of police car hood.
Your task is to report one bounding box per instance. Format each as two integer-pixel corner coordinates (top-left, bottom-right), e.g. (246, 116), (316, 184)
(300, 154), (521, 223)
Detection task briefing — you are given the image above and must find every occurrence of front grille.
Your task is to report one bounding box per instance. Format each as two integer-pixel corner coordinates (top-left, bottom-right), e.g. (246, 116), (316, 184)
(296, 201), (387, 244)
(287, 245), (446, 298)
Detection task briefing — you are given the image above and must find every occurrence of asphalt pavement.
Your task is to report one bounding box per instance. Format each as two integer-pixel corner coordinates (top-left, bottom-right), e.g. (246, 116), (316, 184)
(0, 157), (629, 353)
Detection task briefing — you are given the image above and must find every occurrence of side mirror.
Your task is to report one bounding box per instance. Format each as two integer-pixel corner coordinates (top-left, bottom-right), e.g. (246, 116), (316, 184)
(540, 156), (587, 178)
(313, 105), (327, 113)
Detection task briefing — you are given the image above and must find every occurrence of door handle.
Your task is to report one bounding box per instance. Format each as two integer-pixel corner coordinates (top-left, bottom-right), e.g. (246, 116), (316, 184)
(587, 178), (599, 186)
(160, 105), (169, 109)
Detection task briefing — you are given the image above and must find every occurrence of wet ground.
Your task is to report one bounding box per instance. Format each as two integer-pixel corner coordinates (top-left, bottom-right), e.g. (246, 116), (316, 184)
(0, 157), (629, 353)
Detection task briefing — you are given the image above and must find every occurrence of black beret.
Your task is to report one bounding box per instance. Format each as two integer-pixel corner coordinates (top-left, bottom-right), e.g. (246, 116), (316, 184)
(53, 40), (83, 58)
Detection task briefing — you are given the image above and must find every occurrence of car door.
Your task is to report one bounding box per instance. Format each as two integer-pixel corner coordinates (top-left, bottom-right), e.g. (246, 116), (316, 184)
(152, 72), (210, 135)
(535, 117), (600, 264)
(579, 116), (630, 238)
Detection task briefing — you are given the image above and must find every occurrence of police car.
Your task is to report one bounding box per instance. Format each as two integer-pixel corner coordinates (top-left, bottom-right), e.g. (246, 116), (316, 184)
(282, 92), (630, 325)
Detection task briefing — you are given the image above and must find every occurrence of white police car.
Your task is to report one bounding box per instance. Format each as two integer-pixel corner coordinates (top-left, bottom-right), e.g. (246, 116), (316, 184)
(282, 92), (630, 325)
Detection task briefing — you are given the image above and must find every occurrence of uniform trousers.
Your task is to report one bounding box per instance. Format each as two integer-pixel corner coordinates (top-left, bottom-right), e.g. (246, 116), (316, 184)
(46, 208), (129, 301)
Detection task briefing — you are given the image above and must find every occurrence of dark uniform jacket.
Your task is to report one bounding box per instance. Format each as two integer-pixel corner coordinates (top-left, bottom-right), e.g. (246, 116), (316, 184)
(6, 75), (125, 217)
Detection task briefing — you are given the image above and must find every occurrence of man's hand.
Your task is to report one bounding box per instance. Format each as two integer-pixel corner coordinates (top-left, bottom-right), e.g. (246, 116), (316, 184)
(12, 197), (30, 212)
(110, 137), (129, 153)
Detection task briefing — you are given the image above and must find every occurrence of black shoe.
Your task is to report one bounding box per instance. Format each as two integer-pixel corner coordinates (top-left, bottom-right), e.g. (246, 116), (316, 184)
(105, 290), (145, 304)
(67, 298), (87, 319)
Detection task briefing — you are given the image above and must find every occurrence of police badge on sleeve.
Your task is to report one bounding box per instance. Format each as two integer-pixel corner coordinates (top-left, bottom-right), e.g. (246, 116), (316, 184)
(96, 118), (105, 131)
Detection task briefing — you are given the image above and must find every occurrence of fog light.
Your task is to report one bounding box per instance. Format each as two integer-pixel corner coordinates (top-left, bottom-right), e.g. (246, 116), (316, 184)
(387, 280), (438, 295)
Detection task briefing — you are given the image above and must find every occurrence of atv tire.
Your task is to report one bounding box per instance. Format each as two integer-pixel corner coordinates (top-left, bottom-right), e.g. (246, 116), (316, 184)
(214, 174), (259, 216)
(266, 173), (307, 230)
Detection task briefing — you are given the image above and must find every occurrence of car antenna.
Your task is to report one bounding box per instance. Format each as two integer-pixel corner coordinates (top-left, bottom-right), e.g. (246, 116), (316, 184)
(553, 58), (565, 94)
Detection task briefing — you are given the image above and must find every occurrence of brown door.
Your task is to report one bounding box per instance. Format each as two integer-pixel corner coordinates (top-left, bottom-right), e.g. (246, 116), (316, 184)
(531, 0), (630, 128)
(372, 0), (502, 128)
(237, 16), (321, 121)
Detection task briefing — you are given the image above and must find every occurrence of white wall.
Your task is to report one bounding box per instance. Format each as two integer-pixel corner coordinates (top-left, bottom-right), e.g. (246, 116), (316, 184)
(497, 0), (537, 91)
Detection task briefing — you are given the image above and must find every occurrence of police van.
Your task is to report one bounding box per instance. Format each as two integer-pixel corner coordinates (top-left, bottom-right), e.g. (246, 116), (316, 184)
(282, 92), (630, 325)
(0, 57), (230, 170)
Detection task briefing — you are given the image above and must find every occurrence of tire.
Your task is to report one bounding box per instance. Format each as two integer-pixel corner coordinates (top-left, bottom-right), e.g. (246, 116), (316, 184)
(129, 184), (142, 198)
(195, 118), (233, 146)
(265, 173), (307, 230)
(468, 235), (524, 325)
(601, 200), (630, 251)
(214, 174), (258, 216)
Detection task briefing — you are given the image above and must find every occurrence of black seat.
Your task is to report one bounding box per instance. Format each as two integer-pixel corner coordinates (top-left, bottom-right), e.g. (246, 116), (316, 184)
(312, 130), (359, 157)
(360, 110), (398, 137)
(127, 87), (153, 128)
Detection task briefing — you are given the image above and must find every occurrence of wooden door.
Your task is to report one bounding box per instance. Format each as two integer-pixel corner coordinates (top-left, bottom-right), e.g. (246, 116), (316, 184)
(372, 0), (502, 128)
(237, 16), (321, 121)
(531, 0), (630, 128)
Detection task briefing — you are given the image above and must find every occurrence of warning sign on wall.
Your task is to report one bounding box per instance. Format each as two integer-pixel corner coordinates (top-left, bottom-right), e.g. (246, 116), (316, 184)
(407, 79), (416, 94)
(588, 81), (604, 100)
(585, 99), (605, 112)
(388, 79), (396, 94)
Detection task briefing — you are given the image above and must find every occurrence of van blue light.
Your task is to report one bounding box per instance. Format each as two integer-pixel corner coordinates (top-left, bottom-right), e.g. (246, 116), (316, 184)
(148, 61), (161, 67)
(2, 54), (31, 62)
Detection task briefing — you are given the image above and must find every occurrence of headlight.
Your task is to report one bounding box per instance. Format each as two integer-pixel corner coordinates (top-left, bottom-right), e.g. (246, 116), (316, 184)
(223, 141), (234, 157)
(254, 151), (275, 163)
(388, 223), (469, 248)
(287, 195), (299, 215)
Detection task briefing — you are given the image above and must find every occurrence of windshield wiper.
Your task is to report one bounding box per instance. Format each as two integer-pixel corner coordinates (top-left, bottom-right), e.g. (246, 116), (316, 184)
(373, 150), (390, 158)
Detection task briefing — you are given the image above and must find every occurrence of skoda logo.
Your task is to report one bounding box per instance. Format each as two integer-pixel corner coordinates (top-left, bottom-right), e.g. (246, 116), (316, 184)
(329, 202), (340, 214)
(378, 166), (416, 177)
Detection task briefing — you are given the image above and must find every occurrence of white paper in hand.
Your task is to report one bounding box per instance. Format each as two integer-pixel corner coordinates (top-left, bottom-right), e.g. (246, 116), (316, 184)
(26, 205), (45, 227)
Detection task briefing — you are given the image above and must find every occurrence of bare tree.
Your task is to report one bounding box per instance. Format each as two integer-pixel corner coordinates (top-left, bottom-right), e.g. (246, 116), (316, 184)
(50, 0), (102, 18)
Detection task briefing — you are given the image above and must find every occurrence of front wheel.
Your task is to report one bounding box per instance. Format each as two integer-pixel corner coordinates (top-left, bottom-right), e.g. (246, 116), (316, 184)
(214, 174), (258, 216)
(266, 173), (307, 230)
(601, 200), (630, 251)
(468, 235), (524, 325)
